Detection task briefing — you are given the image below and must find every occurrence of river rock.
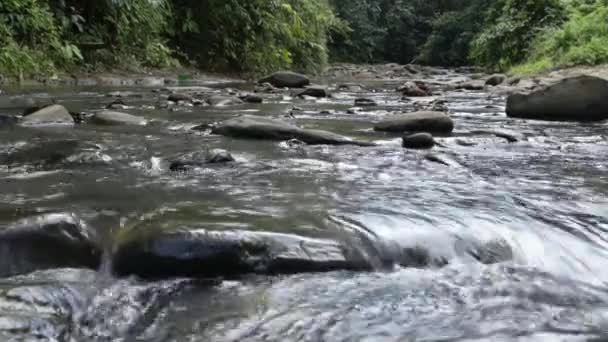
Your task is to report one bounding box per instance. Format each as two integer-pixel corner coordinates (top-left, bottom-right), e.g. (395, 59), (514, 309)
(258, 71), (310, 88)
(21, 104), (75, 125)
(485, 74), (506, 86)
(240, 94), (264, 103)
(354, 98), (377, 107)
(0, 114), (17, 128)
(398, 81), (432, 97)
(91, 110), (147, 125)
(0, 213), (101, 277)
(206, 95), (244, 107)
(455, 81), (485, 91)
(212, 115), (374, 146)
(506, 75), (608, 121)
(298, 86), (329, 98)
(374, 111), (454, 134)
(0, 139), (88, 166)
(170, 149), (235, 171)
(112, 228), (370, 278)
(168, 93), (194, 103)
(402, 133), (436, 149)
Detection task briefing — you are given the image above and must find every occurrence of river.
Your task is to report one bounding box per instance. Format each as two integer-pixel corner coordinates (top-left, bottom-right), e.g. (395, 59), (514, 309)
(0, 65), (608, 341)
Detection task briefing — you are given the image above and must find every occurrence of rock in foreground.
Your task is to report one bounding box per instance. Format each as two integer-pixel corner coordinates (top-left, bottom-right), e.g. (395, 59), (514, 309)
(402, 132), (435, 149)
(374, 111), (454, 134)
(507, 75), (608, 121)
(113, 229), (371, 278)
(258, 71), (310, 88)
(0, 213), (101, 277)
(212, 115), (374, 146)
(21, 104), (74, 126)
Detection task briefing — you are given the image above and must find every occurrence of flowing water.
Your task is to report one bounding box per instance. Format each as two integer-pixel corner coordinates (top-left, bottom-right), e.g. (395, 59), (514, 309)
(1, 67), (608, 341)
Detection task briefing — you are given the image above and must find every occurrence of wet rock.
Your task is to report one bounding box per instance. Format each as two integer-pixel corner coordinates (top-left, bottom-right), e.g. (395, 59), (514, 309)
(455, 138), (477, 147)
(470, 129), (522, 143)
(457, 238), (514, 265)
(507, 75), (608, 121)
(354, 98), (377, 107)
(374, 111), (454, 134)
(206, 95), (244, 107)
(170, 149), (235, 171)
(240, 94), (263, 103)
(402, 133), (436, 149)
(298, 86), (329, 98)
(398, 81), (432, 97)
(338, 83), (364, 92)
(212, 115), (374, 146)
(455, 81), (485, 91)
(485, 74), (507, 86)
(0, 213), (101, 277)
(106, 91), (142, 98)
(112, 228), (370, 278)
(424, 153), (450, 166)
(399, 246), (448, 268)
(0, 114), (17, 128)
(21, 104), (75, 126)
(168, 93), (194, 103)
(258, 71), (310, 88)
(91, 110), (147, 126)
(106, 99), (129, 110)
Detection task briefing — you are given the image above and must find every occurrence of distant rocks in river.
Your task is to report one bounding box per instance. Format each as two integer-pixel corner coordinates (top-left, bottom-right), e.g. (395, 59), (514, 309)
(91, 110), (147, 126)
(112, 228), (371, 278)
(170, 149), (235, 171)
(297, 86), (329, 98)
(374, 111), (454, 135)
(398, 81), (432, 97)
(507, 75), (608, 121)
(0, 213), (101, 277)
(167, 93), (194, 103)
(258, 71), (310, 88)
(212, 115), (374, 146)
(21, 104), (75, 126)
(485, 74), (506, 86)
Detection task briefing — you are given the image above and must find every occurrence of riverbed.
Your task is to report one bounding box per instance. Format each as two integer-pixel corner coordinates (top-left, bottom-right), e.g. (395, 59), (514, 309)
(0, 64), (608, 341)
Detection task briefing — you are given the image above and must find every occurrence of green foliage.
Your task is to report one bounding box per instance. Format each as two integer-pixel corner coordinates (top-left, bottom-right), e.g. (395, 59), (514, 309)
(469, 0), (565, 70)
(515, 0), (608, 73)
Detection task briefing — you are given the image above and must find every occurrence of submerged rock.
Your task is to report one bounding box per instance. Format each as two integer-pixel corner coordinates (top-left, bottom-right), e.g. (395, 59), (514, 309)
(470, 129), (522, 143)
(0, 213), (101, 277)
(402, 132), (436, 149)
(0, 114), (17, 128)
(113, 228), (370, 278)
(240, 94), (264, 103)
(0, 139), (85, 166)
(21, 104), (75, 126)
(507, 75), (608, 121)
(258, 71), (310, 88)
(206, 95), (244, 107)
(354, 98), (377, 107)
(170, 149), (235, 171)
(91, 110), (147, 125)
(374, 111), (454, 134)
(212, 115), (374, 146)
(168, 93), (194, 103)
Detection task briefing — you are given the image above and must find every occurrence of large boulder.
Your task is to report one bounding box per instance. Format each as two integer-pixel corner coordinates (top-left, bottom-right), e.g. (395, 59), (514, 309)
(91, 110), (147, 125)
(113, 228), (371, 278)
(258, 71), (310, 88)
(212, 115), (374, 146)
(0, 213), (101, 277)
(506, 75), (608, 121)
(20, 104), (74, 125)
(374, 111), (454, 134)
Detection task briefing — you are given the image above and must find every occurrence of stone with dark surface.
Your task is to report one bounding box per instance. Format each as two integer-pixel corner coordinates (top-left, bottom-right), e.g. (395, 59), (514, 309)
(91, 110), (147, 125)
(398, 81), (432, 97)
(374, 111), (454, 134)
(240, 94), (264, 103)
(0, 214), (101, 277)
(485, 74), (507, 86)
(212, 115), (374, 146)
(402, 133), (436, 149)
(168, 93), (194, 103)
(21, 104), (74, 125)
(112, 228), (371, 278)
(507, 75), (608, 121)
(354, 98), (377, 107)
(0, 139), (88, 166)
(298, 86), (329, 98)
(170, 149), (235, 171)
(258, 71), (310, 88)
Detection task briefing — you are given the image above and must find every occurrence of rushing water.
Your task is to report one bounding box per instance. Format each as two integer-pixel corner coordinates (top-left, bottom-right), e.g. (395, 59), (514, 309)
(1, 67), (608, 341)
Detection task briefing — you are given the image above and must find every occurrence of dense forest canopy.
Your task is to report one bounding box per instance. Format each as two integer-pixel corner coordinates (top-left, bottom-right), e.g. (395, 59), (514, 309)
(1, 0), (608, 78)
